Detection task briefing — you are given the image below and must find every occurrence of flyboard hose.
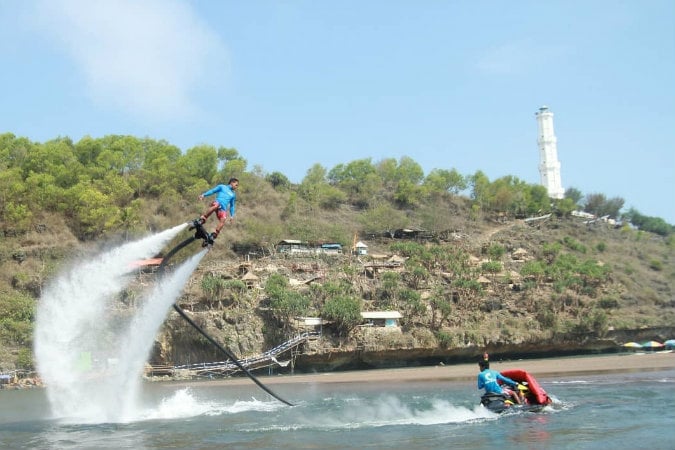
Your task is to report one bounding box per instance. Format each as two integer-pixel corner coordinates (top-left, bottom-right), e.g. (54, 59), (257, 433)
(158, 226), (294, 406)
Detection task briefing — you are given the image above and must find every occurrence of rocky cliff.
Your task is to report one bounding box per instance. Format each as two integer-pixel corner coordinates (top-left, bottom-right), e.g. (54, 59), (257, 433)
(149, 215), (675, 375)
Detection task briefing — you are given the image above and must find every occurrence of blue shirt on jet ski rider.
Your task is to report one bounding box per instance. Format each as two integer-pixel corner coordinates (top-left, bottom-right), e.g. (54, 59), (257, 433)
(478, 359), (522, 404)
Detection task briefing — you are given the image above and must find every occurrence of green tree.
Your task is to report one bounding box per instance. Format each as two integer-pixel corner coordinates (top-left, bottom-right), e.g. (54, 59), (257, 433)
(201, 274), (228, 304)
(584, 193), (624, 218)
(139, 140), (182, 196)
(242, 217), (286, 255)
(328, 158), (379, 207)
(429, 289), (453, 329)
(220, 158), (247, 181)
(397, 288), (425, 326)
(469, 170), (490, 212)
(120, 199), (143, 236)
(24, 172), (66, 211)
(481, 261), (502, 280)
(396, 156), (424, 185)
(520, 260), (546, 283)
(487, 175), (517, 212)
(423, 168), (467, 195)
(65, 183), (120, 238)
(0, 167), (25, 209)
(317, 184), (348, 210)
(391, 156), (425, 207)
(328, 158), (376, 191)
(377, 271), (402, 309)
(179, 145), (218, 184)
(624, 208), (672, 236)
(404, 263), (429, 289)
(265, 273), (289, 298)
(73, 135), (104, 167)
(0, 133), (32, 170)
(542, 242), (562, 263)
(487, 244), (505, 261)
(20, 138), (79, 185)
(310, 280), (354, 304)
(553, 197), (578, 217)
(321, 295), (361, 336)
(16, 348), (34, 371)
(265, 274), (310, 325)
(266, 171), (291, 191)
(298, 163), (329, 205)
(270, 291), (311, 325)
(217, 147), (244, 173)
(4, 202), (33, 231)
(393, 179), (424, 207)
(452, 278), (484, 308)
(94, 135), (144, 179)
(95, 172), (135, 207)
(0, 291), (35, 345)
(358, 203), (408, 236)
(375, 158), (398, 192)
(526, 184), (552, 215)
(564, 187), (583, 205)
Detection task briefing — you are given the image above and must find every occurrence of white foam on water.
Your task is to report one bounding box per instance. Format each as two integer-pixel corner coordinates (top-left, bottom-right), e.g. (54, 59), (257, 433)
(296, 396), (495, 430)
(138, 389), (283, 421)
(142, 388), (218, 420)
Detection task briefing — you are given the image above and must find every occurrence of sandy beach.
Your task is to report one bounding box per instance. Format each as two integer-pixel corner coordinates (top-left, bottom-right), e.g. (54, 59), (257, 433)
(196, 351), (675, 387)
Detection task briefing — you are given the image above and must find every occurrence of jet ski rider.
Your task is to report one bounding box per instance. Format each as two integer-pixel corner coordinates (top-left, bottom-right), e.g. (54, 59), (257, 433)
(478, 355), (523, 404)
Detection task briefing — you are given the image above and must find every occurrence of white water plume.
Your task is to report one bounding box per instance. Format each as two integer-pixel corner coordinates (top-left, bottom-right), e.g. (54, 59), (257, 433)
(34, 224), (205, 423)
(112, 249), (207, 421)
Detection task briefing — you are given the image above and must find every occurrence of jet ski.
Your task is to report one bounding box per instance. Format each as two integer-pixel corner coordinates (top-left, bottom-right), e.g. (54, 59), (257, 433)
(480, 368), (552, 413)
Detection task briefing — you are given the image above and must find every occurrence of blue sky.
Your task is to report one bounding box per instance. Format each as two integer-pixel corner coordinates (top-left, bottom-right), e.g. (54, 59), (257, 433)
(2, 1), (674, 224)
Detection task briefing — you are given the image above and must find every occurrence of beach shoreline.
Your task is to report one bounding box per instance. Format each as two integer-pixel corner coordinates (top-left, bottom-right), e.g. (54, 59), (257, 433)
(165, 351), (674, 388)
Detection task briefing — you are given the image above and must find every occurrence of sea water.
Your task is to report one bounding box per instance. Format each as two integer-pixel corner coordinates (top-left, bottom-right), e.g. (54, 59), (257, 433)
(1, 367), (673, 449)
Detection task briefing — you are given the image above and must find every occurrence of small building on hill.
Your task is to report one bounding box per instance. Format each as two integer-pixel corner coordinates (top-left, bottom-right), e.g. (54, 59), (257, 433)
(294, 317), (324, 335)
(354, 241), (368, 256)
(361, 311), (402, 328)
(318, 243), (343, 255)
(276, 240), (343, 256)
(241, 271), (259, 289)
(276, 239), (313, 255)
(393, 227), (434, 240)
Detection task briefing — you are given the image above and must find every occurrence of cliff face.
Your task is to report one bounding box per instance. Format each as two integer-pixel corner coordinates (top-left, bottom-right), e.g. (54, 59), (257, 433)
(150, 216), (675, 373)
(156, 300), (675, 374)
(292, 326), (675, 372)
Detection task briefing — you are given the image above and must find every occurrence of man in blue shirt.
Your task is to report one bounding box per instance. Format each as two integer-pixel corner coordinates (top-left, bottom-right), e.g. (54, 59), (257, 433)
(197, 178), (238, 241)
(478, 358), (522, 404)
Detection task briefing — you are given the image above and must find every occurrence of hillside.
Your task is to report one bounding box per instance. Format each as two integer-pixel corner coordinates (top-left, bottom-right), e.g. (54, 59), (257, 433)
(4, 194), (673, 375)
(1, 134), (674, 374)
(149, 211), (674, 373)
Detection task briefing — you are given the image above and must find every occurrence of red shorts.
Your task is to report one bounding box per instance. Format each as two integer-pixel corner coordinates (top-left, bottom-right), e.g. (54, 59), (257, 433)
(211, 201), (228, 220)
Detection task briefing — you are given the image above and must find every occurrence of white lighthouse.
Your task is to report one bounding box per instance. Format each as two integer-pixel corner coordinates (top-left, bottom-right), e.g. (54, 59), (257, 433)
(535, 105), (564, 199)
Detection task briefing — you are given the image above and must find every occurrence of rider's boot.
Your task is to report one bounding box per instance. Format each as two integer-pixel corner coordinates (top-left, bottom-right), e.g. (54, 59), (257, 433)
(202, 230), (218, 247)
(190, 216), (207, 230)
